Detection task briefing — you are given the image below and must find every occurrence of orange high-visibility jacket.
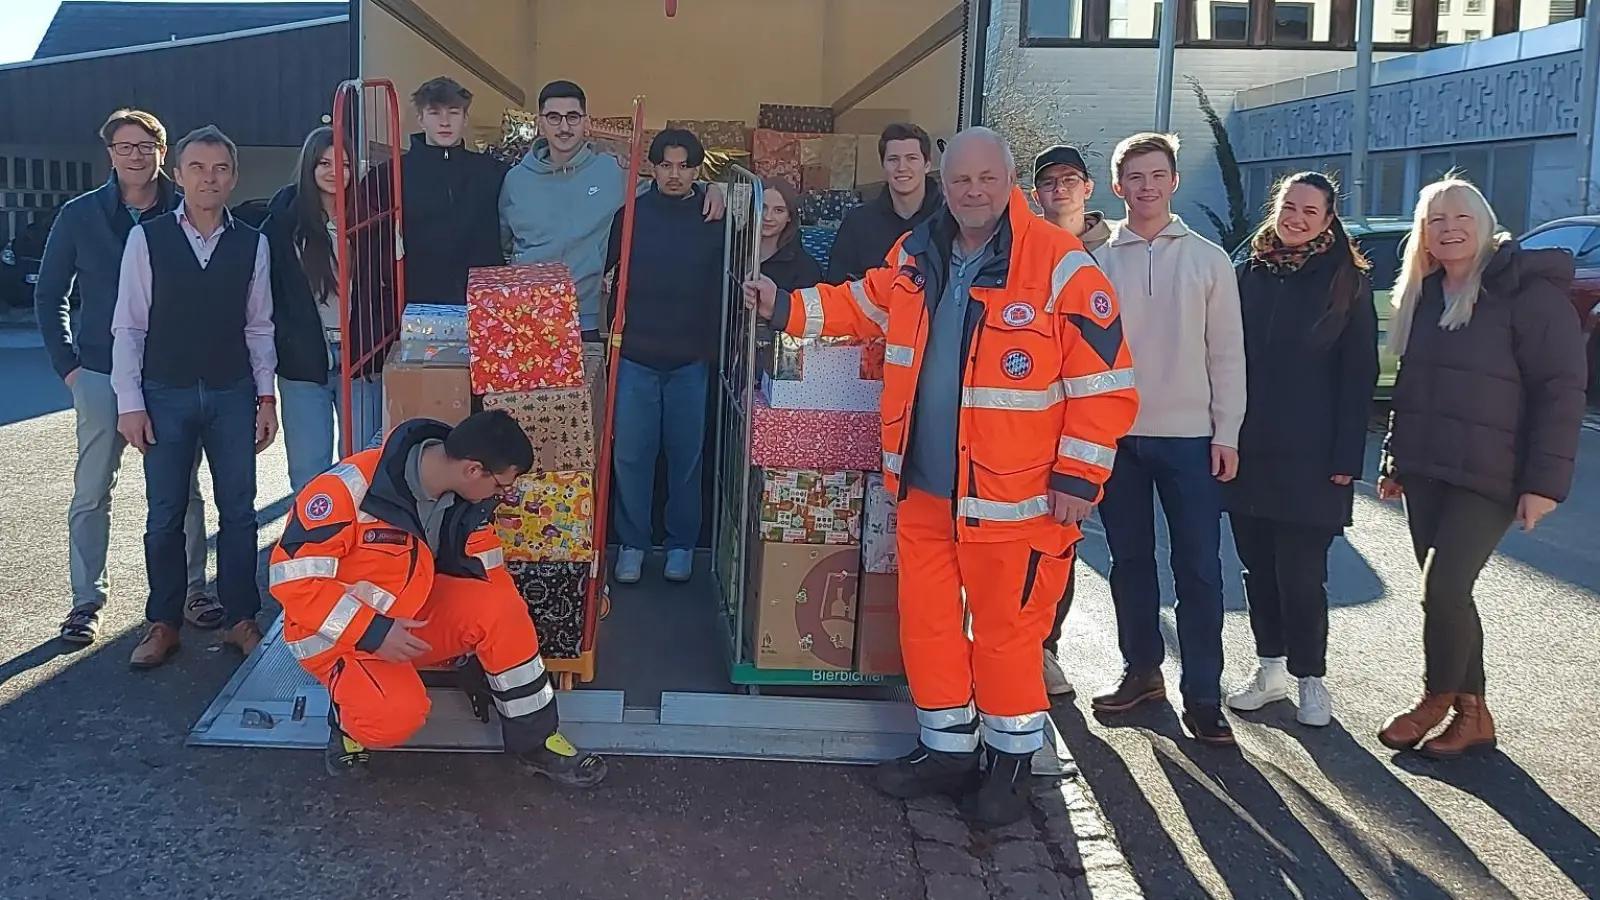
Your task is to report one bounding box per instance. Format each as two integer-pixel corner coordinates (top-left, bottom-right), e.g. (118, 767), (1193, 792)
(266, 422), (509, 672)
(775, 187), (1139, 546)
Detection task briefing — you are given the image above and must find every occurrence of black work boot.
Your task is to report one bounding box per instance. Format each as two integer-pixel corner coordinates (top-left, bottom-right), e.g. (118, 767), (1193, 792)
(1091, 668), (1167, 714)
(517, 731), (609, 788)
(963, 747), (1035, 829)
(324, 708), (371, 778)
(873, 746), (981, 800)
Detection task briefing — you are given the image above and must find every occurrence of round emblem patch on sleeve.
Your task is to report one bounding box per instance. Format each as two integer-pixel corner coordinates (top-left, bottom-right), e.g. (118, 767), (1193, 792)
(1090, 291), (1114, 320)
(1002, 302), (1036, 327)
(303, 493), (334, 522)
(1001, 349), (1034, 380)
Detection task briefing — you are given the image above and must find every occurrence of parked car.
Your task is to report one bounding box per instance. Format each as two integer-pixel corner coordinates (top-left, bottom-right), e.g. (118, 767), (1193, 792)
(1230, 217), (1409, 399)
(1515, 216), (1600, 398)
(1, 209), (78, 311)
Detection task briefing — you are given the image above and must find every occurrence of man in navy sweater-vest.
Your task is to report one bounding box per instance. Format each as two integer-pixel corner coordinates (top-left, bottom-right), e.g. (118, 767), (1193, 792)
(110, 126), (280, 670)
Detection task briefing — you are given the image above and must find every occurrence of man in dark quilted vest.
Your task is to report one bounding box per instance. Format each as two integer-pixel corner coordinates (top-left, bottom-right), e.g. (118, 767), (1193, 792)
(110, 126), (280, 669)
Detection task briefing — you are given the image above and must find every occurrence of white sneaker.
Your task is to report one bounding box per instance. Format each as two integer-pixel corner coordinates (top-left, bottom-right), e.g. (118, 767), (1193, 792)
(614, 547), (645, 584)
(1226, 657), (1291, 711)
(1296, 676), (1333, 727)
(1043, 654), (1076, 696)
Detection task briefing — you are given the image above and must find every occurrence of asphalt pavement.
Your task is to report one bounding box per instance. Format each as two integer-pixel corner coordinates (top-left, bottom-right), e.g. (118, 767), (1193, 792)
(1, 329), (1597, 900)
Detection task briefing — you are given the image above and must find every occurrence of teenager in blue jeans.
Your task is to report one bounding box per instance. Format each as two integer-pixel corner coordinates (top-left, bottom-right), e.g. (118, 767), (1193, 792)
(264, 126), (389, 492)
(603, 129), (726, 584)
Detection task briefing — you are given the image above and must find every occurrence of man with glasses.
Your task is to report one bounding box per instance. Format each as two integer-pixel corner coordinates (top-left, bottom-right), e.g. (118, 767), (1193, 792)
(34, 108), (222, 646)
(268, 410), (608, 786)
(1028, 145), (1113, 698)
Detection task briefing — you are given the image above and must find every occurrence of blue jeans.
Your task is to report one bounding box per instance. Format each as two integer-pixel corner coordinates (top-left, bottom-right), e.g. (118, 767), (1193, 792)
(611, 358), (708, 552)
(1098, 435), (1226, 706)
(279, 353), (384, 493)
(142, 378), (261, 629)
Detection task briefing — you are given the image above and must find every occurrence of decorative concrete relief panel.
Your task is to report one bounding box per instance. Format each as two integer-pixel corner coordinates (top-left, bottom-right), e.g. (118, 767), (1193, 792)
(1231, 52), (1583, 163)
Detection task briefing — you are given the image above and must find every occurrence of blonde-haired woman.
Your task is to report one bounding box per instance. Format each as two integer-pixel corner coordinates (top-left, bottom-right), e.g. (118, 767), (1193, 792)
(1376, 177), (1587, 758)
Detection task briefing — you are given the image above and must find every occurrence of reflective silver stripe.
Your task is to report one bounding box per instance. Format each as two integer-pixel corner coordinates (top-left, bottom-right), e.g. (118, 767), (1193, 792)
(917, 704), (977, 730)
(494, 682), (556, 719)
(474, 547), (505, 570)
(885, 343), (914, 367)
(486, 655), (547, 692)
(317, 593), (365, 641)
(956, 495), (1051, 522)
(347, 580), (398, 614)
(327, 462), (377, 523)
(1062, 367), (1136, 398)
(1045, 250), (1099, 313)
(1059, 437), (1117, 470)
(921, 726), (981, 754)
(268, 556), (338, 585)
(882, 451), (903, 475)
(797, 287), (825, 339)
(984, 712), (1047, 732)
(286, 632), (335, 660)
(896, 248), (911, 267)
(962, 382), (1064, 411)
(981, 723), (1046, 754)
(848, 279), (888, 332)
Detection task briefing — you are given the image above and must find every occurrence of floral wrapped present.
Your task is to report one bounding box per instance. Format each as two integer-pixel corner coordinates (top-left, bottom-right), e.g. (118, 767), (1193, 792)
(506, 561), (587, 659)
(759, 468), (865, 545)
(494, 471), (594, 562)
(666, 119), (752, 153)
(829, 135), (860, 190)
(750, 392), (880, 471)
(467, 264), (584, 393)
(859, 338), (886, 381)
(751, 129), (802, 187)
(798, 190), (859, 227)
(481, 388), (595, 473)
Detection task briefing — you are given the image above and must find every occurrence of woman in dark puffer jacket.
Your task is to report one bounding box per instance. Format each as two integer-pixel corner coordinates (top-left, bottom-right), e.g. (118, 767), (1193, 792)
(1376, 177), (1588, 759)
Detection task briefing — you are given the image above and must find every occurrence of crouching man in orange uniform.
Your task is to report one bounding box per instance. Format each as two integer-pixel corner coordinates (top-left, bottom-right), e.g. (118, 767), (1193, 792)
(745, 127), (1139, 828)
(267, 410), (606, 786)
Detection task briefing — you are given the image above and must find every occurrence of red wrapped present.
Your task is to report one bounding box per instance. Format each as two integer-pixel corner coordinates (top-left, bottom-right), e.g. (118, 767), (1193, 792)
(752, 129), (801, 186)
(860, 338), (885, 381)
(750, 392), (880, 470)
(467, 264), (584, 393)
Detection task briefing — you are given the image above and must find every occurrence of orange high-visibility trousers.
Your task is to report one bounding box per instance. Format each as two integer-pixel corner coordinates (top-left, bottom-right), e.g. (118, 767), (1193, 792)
(317, 574), (550, 749)
(897, 488), (1074, 756)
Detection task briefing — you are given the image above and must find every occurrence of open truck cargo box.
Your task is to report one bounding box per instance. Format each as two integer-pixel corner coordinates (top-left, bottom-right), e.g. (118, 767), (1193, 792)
(189, 0), (1076, 774)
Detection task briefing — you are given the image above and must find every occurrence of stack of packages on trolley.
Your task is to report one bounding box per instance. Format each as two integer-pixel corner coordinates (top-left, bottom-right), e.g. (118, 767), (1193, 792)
(386, 263), (598, 667)
(748, 328), (901, 676)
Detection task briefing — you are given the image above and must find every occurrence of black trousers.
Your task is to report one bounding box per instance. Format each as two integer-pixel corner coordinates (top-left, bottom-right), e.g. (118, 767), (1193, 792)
(1403, 477), (1515, 696)
(1229, 514), (1336, 678)
(1043, 558), (1077, 655)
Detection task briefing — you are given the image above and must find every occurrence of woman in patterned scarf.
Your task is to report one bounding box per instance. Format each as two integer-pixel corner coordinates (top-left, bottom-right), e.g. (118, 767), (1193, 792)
(1223, 171), (1380, 729)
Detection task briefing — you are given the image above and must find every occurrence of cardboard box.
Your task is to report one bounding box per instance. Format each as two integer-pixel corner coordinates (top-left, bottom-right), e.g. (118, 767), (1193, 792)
(467, 264), (584, 393)
(862, 472), (898, 574)
(750, 392), (880, 471)
(759, 468), (865, 545)
(855, 572), (902, 676)
(382, 345), (471, 431)
(506, 561), (587, 659)
(481, 388), (596, 473)
(750, 542), (858, 671)
(494, 472), (595, 562)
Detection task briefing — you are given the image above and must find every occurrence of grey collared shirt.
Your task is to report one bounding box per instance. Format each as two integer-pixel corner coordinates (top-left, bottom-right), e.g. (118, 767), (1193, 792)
(903, 241), (994, 499)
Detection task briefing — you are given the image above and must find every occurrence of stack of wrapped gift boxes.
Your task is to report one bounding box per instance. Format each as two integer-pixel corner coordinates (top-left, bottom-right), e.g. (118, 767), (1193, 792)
(465, 264), (596, 665)
(747, 333), (902, 675)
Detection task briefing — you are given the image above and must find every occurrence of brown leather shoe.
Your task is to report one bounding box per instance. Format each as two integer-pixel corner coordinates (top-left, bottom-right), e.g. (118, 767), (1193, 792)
(1420, 695), (1497, 759)
(222, 619), (264, 657)
(1091, 669), (1166, 714)
(1378, 691), (1455, 750)
(130, 623), (181, 669)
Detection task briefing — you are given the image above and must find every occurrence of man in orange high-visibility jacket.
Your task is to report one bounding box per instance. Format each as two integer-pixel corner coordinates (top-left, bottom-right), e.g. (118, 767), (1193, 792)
(746, 128), (1138, 829)
(267, 410), (606, 786)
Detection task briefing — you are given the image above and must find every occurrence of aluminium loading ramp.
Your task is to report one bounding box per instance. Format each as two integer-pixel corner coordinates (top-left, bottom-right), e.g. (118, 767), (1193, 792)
(189, 556), (1076, 775)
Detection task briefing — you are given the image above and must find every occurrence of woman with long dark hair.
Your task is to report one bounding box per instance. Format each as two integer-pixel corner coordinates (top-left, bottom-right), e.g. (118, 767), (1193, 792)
(1224, 171), (1379, 728)
(757, 179), (823, 291)
(263, 126), (385, 491)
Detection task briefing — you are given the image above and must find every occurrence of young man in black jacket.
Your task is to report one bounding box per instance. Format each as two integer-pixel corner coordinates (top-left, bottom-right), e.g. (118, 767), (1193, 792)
(366, 77), (506, 304)
(824, 122), (943, 282)
(602, 129), (726, 586)
(34, 109), (221, 645)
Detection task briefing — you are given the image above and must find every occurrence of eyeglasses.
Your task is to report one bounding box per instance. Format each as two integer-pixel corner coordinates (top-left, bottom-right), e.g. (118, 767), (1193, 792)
(541, 111), (585, 127)
(1036, 174), (1085, 193)
(110, 141), (161, 157)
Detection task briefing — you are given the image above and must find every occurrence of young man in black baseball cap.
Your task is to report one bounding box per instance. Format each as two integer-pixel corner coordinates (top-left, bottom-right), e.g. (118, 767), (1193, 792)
(1033, 145), (1110, 254)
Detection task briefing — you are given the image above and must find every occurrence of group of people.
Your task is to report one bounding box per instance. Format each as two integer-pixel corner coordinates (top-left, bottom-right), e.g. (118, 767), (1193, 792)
(31, 69), (1590, 825)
